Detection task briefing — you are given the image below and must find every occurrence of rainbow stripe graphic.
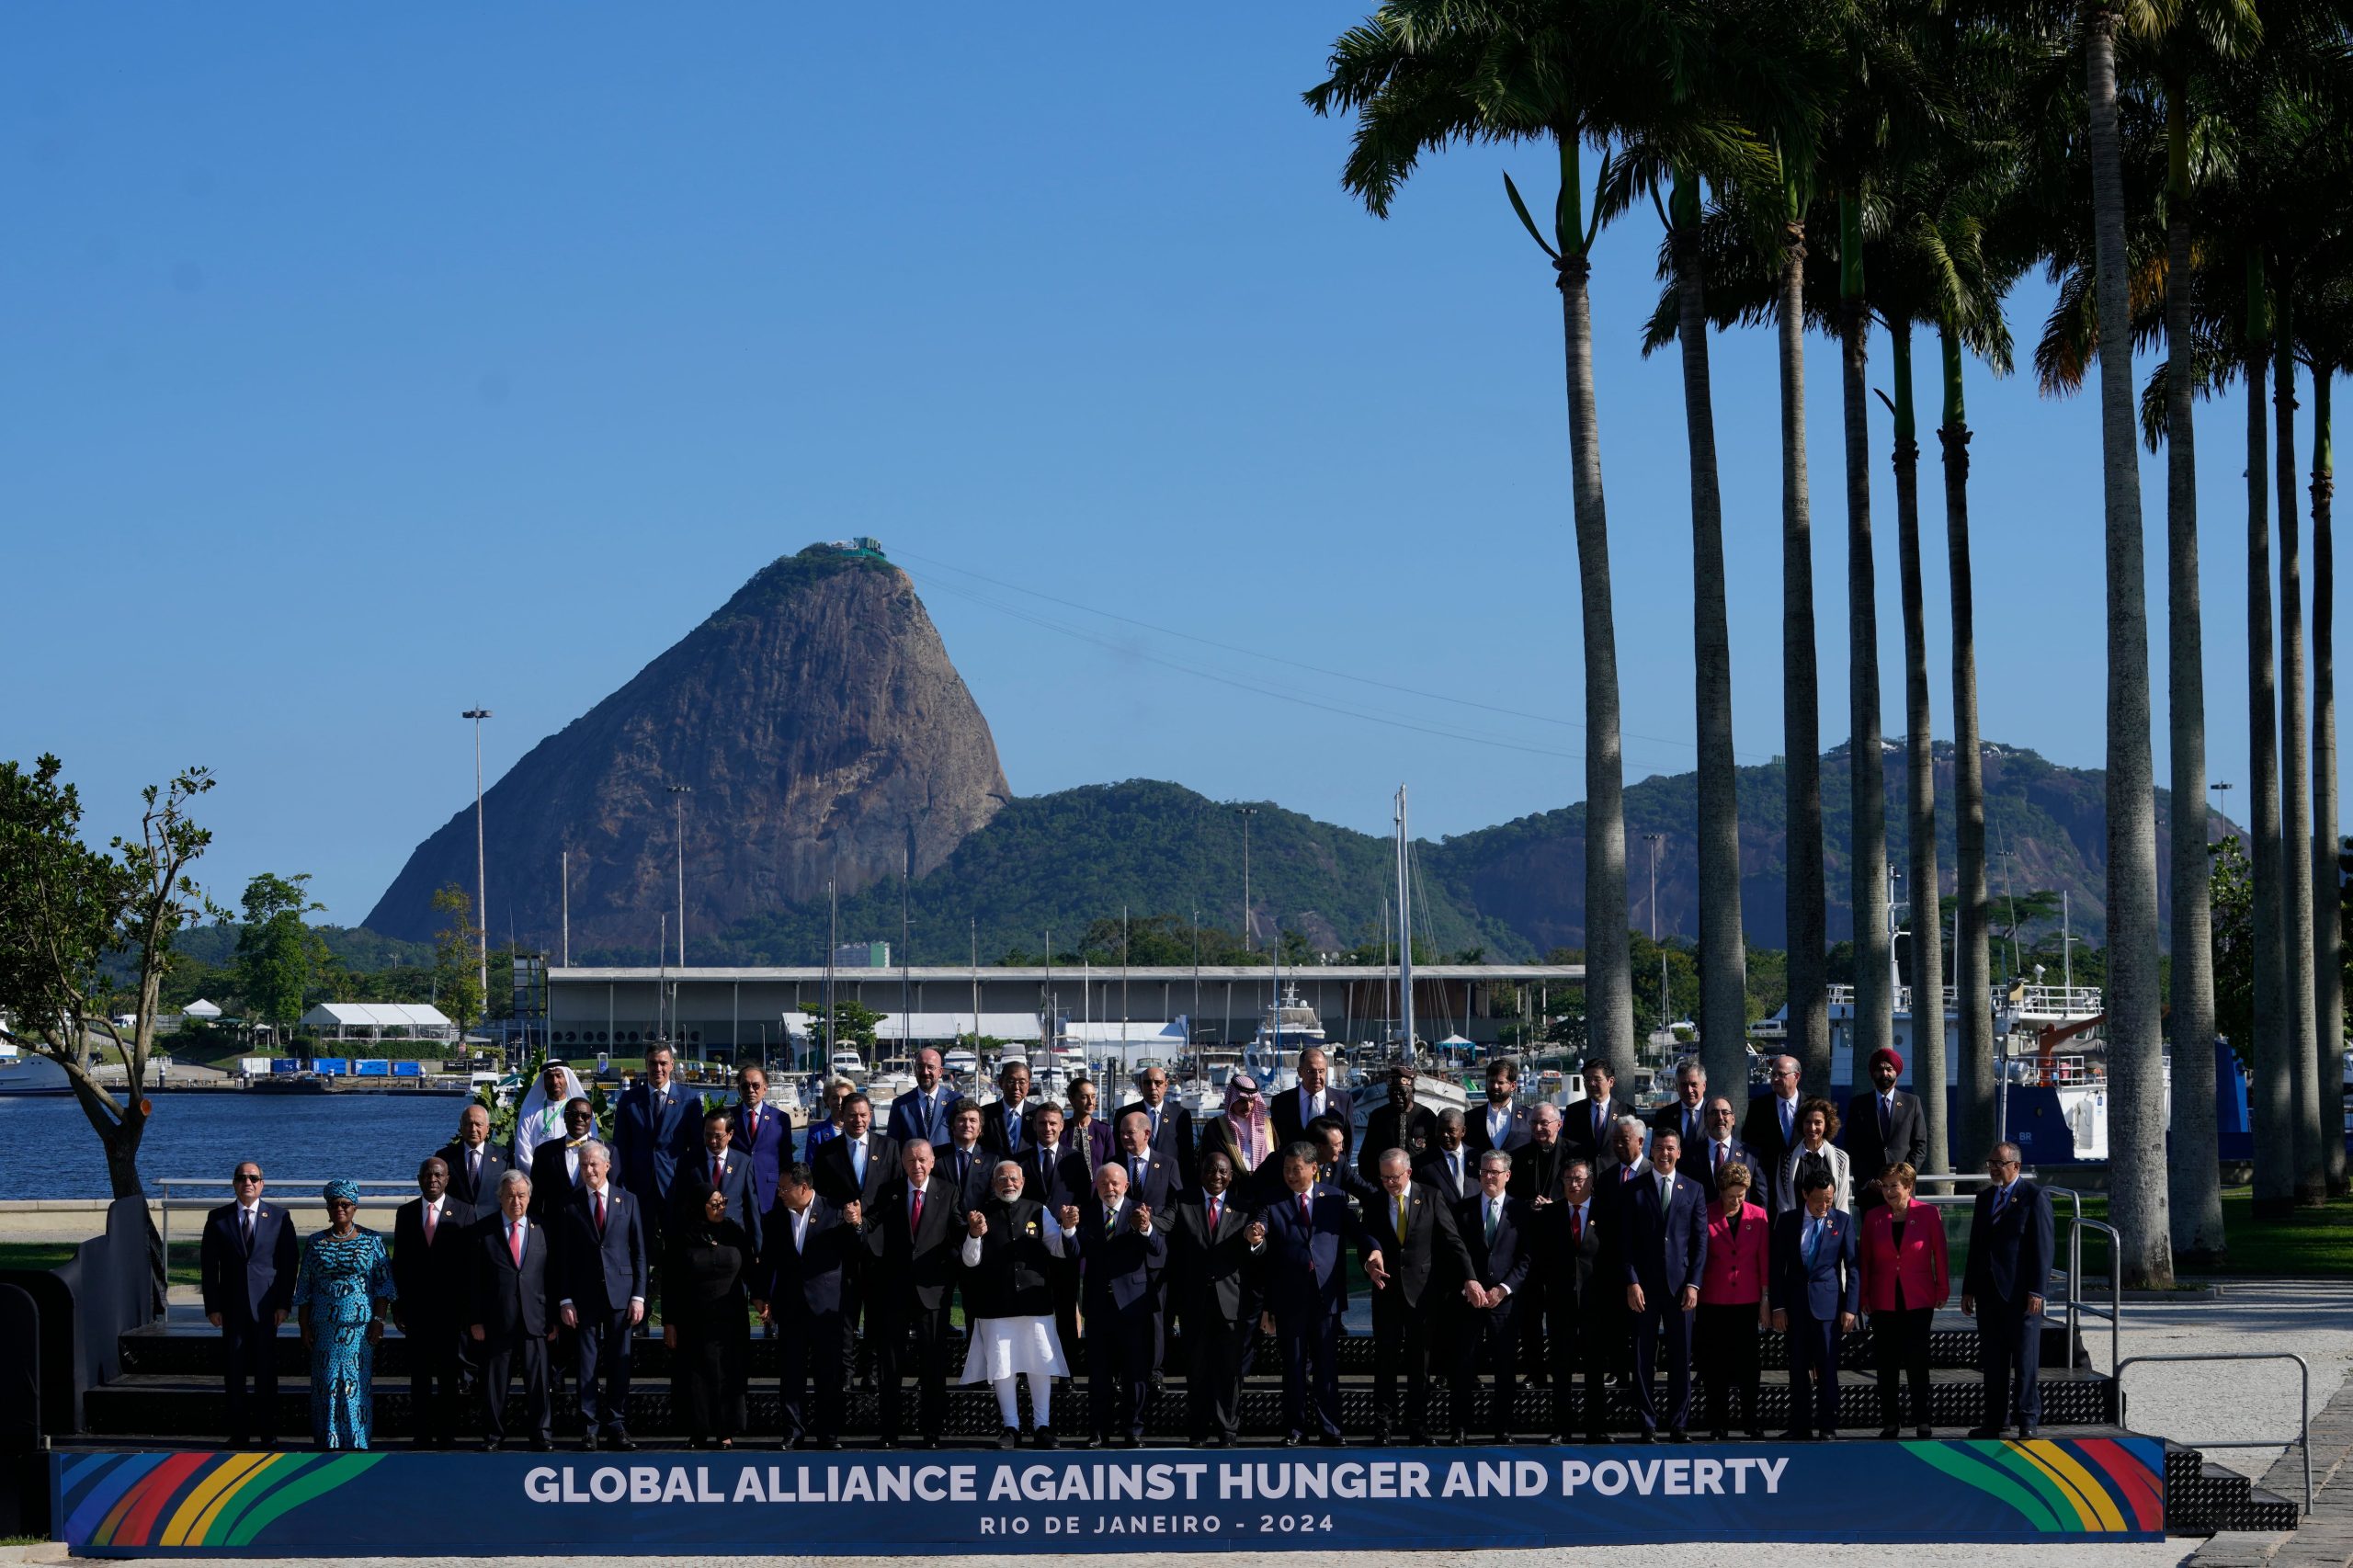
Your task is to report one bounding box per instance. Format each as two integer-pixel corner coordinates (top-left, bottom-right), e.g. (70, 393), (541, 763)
(1904, 1437), (2165, 1533)
(60, 1450), (386, 1551)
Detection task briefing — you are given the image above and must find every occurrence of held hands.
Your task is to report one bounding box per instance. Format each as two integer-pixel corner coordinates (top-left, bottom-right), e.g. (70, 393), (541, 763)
(1245, 1221), (1267, 1246)
(1130, 1204), (1152, 1233)
(1058, 1205), (1082, 1232)
(967, 1211), (987, 1238)
(842, 1201), (863, 1230)
(1460, 1279), (1490, 1309)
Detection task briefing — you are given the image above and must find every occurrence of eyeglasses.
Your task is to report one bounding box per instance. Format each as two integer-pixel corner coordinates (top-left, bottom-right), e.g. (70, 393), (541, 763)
(233, 1173), (263, 1183)
(326, 1199), (356, 1211)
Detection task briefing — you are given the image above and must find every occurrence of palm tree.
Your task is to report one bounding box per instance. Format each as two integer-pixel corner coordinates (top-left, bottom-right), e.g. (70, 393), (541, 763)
(1307, 0), (1767, 1084)
(2302, 274), (2348, 1196)
(2275, 262), (2327, 1206)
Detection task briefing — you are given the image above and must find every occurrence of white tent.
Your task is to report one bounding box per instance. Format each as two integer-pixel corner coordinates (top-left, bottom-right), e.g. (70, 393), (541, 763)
(182, 999), (222, 1021)
(298, 1001), (458, 1042)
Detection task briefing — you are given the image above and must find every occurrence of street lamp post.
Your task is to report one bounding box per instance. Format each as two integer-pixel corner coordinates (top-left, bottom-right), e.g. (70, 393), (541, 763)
(667, 784), (693, 969)
(1233, 805), (1259, 952)
(461, 709), (493, 1010)
(1643, 832), (1666, 941)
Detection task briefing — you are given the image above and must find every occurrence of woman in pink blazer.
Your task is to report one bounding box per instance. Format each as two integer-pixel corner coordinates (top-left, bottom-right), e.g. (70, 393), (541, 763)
(1859, 1163), (1949, 1437)
(1695, 1161), (1771, 1439)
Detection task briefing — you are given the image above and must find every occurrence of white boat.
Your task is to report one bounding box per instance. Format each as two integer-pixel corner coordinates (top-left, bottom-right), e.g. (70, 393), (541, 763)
(0, 1045), (71, 1097)
(827, 1046), (868, 1082)
(942, 1046), (978, 1084)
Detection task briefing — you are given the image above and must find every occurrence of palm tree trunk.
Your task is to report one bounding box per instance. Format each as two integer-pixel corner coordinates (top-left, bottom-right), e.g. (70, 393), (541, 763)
(2163, 88), (2224, 1261)
(1890, 319), (1947, 1169)
(1672, 169), (1748, 1095)
(1941, 324), (1995, 1167)
(1556, 134), (1632, 1082)
(1781, 179), (1831, 1094)
(2086, 4), (2171, 1286)
(1839, 189), (1894, 1085)
(2313, 369), (2345, 1197)
(2247, 257), (2292, 1219)
(2274, 279), (2325, 1205)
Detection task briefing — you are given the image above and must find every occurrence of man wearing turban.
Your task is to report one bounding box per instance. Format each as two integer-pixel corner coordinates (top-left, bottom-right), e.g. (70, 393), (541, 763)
(1844, 1047), (1928, 1210)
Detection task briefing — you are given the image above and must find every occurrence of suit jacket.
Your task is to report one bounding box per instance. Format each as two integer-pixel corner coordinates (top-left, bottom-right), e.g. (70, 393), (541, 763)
(1961, 1178), (2055, 1306)
(1508, 1139), (1574, 1203)
(555, 1184), (647, 1316)
(1652, 1099), (1714, 1157)
(757, 1195), (858, 1318)
(1465, 1097), (1536, 1157)
(812, 1131), (897, 1210)
(1699, 1199), (1770, 1305)
(1413, 1143), (1480, 1205)
(1168, 1191), (1259, 1323)
(1196, 1118), (1281, 1207)
(390, 1195), (477, 1326)
(863, 1174), (962, 1312)
(434, 1140), (509, 1210)
(472, 1214), (555, 1338)
(1561, 1096), (1630, 1164)
(1614, 1167), (1711, 1300)
(1859, 1198), (1950, 1313)
(527, 1138), (593, 1222)
(977, 1097), (1035, 1160)
(1067, 1194), (1166, 1314)
(1361, 1179), (1472, 1309)
(1769, 1205), (1861, 1322)
(1102, 1149), (1177, 1214)
(1358, 1102), (1440, 1180)
(199, 1201), (297, 1324)
(1688, 1136), (1768, 1199)
(730, 1100), (795, 1214)
(932, 1142), (995, 1210)
(1253, 1182), (1367, 1319)
(887, 1085), (962, 1151)
(1015, 1142), (1092, 1213)
(677, 1147), (765, 1251)
(1842, 1088), (1929, 1187)
(1270, 1086), (1354, 1157)
(612, 1080), (702, 1202)
(1066, 1117), (1116, 1173)
(1117, 1097), (1199, 1188)
(1741, 1094), (1809, 1183)
(1453, 1191), (1537, 1300)
(1538, 1195), (1607, 1307)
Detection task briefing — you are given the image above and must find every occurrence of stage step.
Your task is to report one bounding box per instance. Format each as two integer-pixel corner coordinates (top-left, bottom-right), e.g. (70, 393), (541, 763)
(2161, 1441), (2302, 1535)
(81, 1365), (2119, 1442)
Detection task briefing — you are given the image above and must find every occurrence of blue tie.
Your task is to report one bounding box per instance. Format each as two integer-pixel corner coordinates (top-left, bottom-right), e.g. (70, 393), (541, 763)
(851, 1141), (866, 1185)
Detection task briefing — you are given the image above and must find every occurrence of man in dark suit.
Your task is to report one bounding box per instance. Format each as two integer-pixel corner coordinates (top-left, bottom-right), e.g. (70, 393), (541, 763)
(1539, 1158), (1608, 1442)
(862, 1141), (960, 1448)
(812, 1094), (896, 1210)
(1120, 1062), (1199, 1191)
(755, 1162), (859, 1449)
(1843, 1047), (1928, 1210)
(1770, 1166), (1859, 1439)
(1652, 1059), (1712, 1156)
(1063, 1162), (1166, 1448)
(1509, 1103), (1572, 1202)
(555, 1142), (646, 1450)
(1309, 1116), (1381, 1208)
(612, 1045), (702, 1253)
(1451, 1151), (1535, 1443)
(1415, 1109), (1478, 1204)
(1615, 1129), (1710, 1441)
(1962, 1142), (2055, 1438)
(1023, 1101), (1091, 1358)
(731, 1063), (794, 1217)
(886, 1047), (961, 1151)
(1358, 1064), (1440, 1183)
(1741, 1054), (1807, 1205)
(934, 1099), (995, 1210)
(1167, 1151), (1259, 1447)
(391, 1156), (475, 1449)
(1694, 1096), (1768, 1195)
(436, 1103), (509, 1210)
(470, 1169), (557, 1450)
(1108, 1108), (1178, 1211)
(978, 1060), (1034, 1159)
(199, 1160), (297, 1449)
(1270, 1047), (1354, 1161)
(1465, 1058), (1535, 1157)
(1363, 1148), (1473, 1443)
(685, 1108), (764, 1248)
(1563, 1059), (1631, 1167)
(1249, 1142), (1381, 1447)
(528, 1097), (597, 1222)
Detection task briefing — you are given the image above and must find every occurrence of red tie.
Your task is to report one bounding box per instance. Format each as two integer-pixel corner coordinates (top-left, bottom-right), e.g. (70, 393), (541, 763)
(1210, 1196), (1222, 1232)
(423, 1204), (437, 1243)
(912, 1191), (925, 1232)
(1572, 1208), (1584, 1245)
(507, 1222), (523, 1267)
(711, 1158), (723, 1188)
(1299, 1192), (1311, 1225)
(595, 1192), (606, 1235)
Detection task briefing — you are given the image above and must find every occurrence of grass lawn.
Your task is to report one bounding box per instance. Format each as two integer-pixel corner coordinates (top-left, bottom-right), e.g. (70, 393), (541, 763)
(0, 1239), (201, 1288)
(2066, 1186), (2353, 1278)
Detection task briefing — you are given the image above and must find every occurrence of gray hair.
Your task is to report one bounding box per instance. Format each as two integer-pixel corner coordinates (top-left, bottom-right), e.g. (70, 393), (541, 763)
(497, 1168), (532, 1196)
(1676, 1058), (1706, 1083)
(1478, 1150), (1513, 1174)
(1379, 1148), (1412, 1174)
(1436, 1108), (1467, 1132)
(580, 1139), (610, 1167)
(1614, 1114), (1650, 1142)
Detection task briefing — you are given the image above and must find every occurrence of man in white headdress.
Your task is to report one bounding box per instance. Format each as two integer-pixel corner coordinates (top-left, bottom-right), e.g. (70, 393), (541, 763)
(511, 1060), (591, 1165)
(958, 1160), (1070, 1449)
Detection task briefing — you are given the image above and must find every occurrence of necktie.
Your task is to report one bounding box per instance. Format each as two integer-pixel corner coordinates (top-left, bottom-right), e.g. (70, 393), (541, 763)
(424, 1203), (437, 1243)
(508, 1221), (524, 1267)
(851, 1141), (867, 1184)
(595, 1192), (606, 1235)
(1449, 1153), (1462, 1193)
(1780, 1099), (1794, 1142)
(1880, 1096), (1892, 1141)
(1622, 1166), (1635, 1186)
(1687, 1110), (1700, 1147)
(1571, 1206), (1584, 1246)
(1105, 1205), (1119, 1238)
(1992, 1184), (2008, 1220)
(711, 1157), (723, 1189)
(1712, 1142), (1724, 1176)
(1209, 1196), (1222, 1233)
(1150, 1106), (1161, 1136)
(911, 1190), (925, 1233)
(1131, 1157), (1145, 1188)
(1485, 1201), (1500, 1244)
(1805, 1219), (1822, 1267)
(469, 1148), (481, 1187)
(240, 1208), (254, 1251)
(1299, 1192), (1311, 1227)
(1594, 1103), (1605, 1144)
(1394, 1195), (1408, 1244)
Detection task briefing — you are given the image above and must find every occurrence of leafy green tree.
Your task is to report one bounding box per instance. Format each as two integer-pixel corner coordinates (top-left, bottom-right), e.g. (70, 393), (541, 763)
(431, 884), (484, 1036)
(0, 755), (214, 1203)
(232, 871), (327, 1033)
(801, 999), (884, 1058)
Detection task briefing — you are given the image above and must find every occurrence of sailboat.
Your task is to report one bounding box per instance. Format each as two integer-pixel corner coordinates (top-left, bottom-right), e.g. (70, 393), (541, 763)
(1350, 785), (1472, 1144)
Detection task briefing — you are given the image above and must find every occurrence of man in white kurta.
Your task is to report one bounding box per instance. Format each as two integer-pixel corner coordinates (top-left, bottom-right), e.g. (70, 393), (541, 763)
(958, 1162), (1070, 1448)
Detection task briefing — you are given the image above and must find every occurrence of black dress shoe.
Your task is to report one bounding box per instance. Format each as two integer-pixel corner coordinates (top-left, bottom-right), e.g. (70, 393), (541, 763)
(1372, 1426), (1394, 1447)
(818, 1437), (843, 1450)
(1915, 1426), (1933, 1440)
(1817, 1430), (1837, 1442)
(1782, 1429), (1810, 1442)
(1667, 1429), (1689, 1444)
(482, 1438), (505, 1452)
(1283, 1432), (1304, 1448)
(530, 1437), (555, 1452)
(608, 1433), (637, 1452)
(583, 1432), (601, 1451)
(1745, 1427), (1767, 1441)
(1709, 1429), (1729, 1443)
(1408, 1429), (1430, 1446)
(1117, 1435), (1142, 1449)
(2017, 1425), (2040, 1439)
(1447, 1429), (1466, 1447)
(1543, 1433), (1563, 1447)
(1878, 1426), (1900, 1440)
(1635, 1429), (1657, 1444)
(1034, 1427), (1057, 1450)
(1965, 1426), (2002, 1440)
(998, 1428), (1019, 1450)
(1587, 1432), (1608, 1445)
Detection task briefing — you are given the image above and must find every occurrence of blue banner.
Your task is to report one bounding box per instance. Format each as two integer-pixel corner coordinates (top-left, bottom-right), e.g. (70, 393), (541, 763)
(53, 1439), (2165, 1557)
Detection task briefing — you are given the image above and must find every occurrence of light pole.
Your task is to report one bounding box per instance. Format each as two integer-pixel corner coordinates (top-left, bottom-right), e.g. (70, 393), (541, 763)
(1643, 832), (1666, 941)
(667, 784), (693, 969)
(1233, 805), (1259, 951)
(460, 709), (493, 1009)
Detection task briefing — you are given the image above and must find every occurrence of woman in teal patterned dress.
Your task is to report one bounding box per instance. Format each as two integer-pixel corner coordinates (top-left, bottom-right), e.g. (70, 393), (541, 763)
(290, 1179), (396, 1449)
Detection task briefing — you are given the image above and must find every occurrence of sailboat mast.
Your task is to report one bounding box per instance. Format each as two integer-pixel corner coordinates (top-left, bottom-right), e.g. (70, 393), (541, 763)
(1396, 785), (1415, 1064)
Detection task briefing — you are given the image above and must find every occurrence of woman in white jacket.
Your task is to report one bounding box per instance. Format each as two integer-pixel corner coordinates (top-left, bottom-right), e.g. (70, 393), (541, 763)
(1776, 1096), (1852, 1213)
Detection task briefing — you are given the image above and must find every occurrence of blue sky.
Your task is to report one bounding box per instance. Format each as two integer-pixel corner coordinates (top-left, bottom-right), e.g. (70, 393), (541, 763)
(3, 6), (2336, 926)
